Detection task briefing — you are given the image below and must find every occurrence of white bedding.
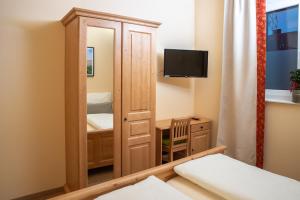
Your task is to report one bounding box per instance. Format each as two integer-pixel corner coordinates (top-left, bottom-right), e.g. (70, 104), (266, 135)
(175, 153), (300, 200)
(95, 176), (192, 200)
(87, 113), (113, 130)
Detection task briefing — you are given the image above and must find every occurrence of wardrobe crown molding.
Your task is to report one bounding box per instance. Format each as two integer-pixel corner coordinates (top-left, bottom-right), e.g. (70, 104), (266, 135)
(61, 7), (161, 28)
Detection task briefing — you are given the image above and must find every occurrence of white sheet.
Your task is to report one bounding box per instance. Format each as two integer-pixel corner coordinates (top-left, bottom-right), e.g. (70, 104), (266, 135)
(167, 176), (225, 200)
(175, 153), (300, 200)
(87, 113), (113, 130)
(95, 176), (192, 200)
(87, 92), (112, 104)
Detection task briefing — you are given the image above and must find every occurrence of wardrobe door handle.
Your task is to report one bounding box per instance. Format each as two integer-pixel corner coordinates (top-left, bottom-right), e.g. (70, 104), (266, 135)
(124, 117), (127, 121)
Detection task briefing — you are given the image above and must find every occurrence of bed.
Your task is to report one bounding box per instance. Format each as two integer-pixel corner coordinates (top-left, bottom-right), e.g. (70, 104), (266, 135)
(87, 121), (113, 170)
(87, 92), (114, 170)
(50, 146), (300, 200)
(51, 146), (226, 200)
(87, 114), (113, 130)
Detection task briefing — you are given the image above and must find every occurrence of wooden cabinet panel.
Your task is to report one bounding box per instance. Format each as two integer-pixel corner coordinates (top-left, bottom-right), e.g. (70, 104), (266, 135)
(130, 32), (151, 111)
(122, 23), (156, 175)
(101, 133), (114, 160)
(87, 135), (97, 165)
(129, 144), (150, 173)
(65, 16), (87, 190)
(87, 132), (113, 170)
(130, 121), (150, 136)
(191, 131), (210, 155)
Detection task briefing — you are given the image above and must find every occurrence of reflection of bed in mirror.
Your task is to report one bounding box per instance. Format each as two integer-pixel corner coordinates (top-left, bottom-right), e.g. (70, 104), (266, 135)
(87, 92), (114, 170)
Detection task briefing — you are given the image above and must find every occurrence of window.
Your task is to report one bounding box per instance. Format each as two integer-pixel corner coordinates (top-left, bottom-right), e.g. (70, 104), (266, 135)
(266, 0), (300, 103)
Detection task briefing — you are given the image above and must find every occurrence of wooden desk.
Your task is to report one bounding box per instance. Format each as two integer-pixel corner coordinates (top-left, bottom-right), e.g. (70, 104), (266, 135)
(156, 118), (211, 165)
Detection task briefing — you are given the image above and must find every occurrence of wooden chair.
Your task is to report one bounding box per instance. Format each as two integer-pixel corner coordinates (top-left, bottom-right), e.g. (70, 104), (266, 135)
(162, 118), (192, 162)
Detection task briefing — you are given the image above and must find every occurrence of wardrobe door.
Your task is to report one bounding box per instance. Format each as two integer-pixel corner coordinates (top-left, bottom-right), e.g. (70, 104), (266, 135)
(122, 23), (157, 175)
(64, 16), (122, 191)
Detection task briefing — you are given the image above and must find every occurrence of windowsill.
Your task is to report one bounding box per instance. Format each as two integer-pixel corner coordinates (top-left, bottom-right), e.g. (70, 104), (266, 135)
(265, 89), (300, 105)
(265, 97), (300, 105)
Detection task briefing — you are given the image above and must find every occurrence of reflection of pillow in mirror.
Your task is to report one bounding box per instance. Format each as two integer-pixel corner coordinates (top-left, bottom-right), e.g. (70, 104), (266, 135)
(87, 92), (112, 104)
(87, 102), (113, 114)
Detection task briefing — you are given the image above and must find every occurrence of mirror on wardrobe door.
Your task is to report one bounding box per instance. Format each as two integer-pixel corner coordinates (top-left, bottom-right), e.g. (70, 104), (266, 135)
(86, 27), (115, 186)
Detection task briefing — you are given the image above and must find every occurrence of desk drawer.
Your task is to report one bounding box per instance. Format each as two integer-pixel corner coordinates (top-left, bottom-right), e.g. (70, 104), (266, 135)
(191, 130), (209, 137)
(191, 123), (210, 132)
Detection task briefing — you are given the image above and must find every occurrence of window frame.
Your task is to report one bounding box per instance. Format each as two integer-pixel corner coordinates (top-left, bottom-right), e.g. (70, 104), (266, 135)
(266, 0), (300, 103)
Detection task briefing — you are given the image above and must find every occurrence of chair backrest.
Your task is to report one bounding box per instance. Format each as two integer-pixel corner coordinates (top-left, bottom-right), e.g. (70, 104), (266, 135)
(170, 118), (191, 145)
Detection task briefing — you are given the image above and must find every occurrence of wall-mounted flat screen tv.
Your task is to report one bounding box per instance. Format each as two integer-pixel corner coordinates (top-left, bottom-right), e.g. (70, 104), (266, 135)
(164, 49), (208, 77)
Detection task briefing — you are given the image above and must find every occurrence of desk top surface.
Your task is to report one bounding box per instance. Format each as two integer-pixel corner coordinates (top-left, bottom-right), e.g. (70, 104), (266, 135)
(156, 118), (210, 130)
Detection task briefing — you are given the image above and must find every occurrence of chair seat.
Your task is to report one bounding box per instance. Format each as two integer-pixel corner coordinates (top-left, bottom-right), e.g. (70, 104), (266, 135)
(162, 147), (188, 162)
(162, 138), (186, 146)
(162, 142), (188, 152)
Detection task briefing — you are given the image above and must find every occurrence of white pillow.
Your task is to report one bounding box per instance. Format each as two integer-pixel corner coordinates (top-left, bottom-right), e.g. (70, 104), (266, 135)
(95, 176), (192, 200)
(87, 92), (112, 104)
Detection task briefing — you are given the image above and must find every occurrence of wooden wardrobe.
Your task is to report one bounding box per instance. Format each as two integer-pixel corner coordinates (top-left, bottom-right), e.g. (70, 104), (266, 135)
(61, 8), (160, 191)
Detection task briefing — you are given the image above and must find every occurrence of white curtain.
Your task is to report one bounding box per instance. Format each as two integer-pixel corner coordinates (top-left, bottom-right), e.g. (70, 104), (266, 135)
(217, 0), (257, 165)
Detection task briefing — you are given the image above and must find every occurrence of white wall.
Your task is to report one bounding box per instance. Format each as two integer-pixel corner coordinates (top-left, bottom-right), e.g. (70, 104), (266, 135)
(194, 0), (224, 146)
(87, 27), (114, 93)
(0, 0), (195, 199)
(264, 103), (300, 181)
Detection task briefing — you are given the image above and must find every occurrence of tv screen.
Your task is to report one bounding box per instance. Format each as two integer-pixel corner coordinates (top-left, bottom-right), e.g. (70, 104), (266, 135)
(164, 49), (208, 77)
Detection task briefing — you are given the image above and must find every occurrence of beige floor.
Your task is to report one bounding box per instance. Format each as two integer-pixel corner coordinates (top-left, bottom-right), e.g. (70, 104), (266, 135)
(88, 165), (114, 186)
(14, 167), (113, 199)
